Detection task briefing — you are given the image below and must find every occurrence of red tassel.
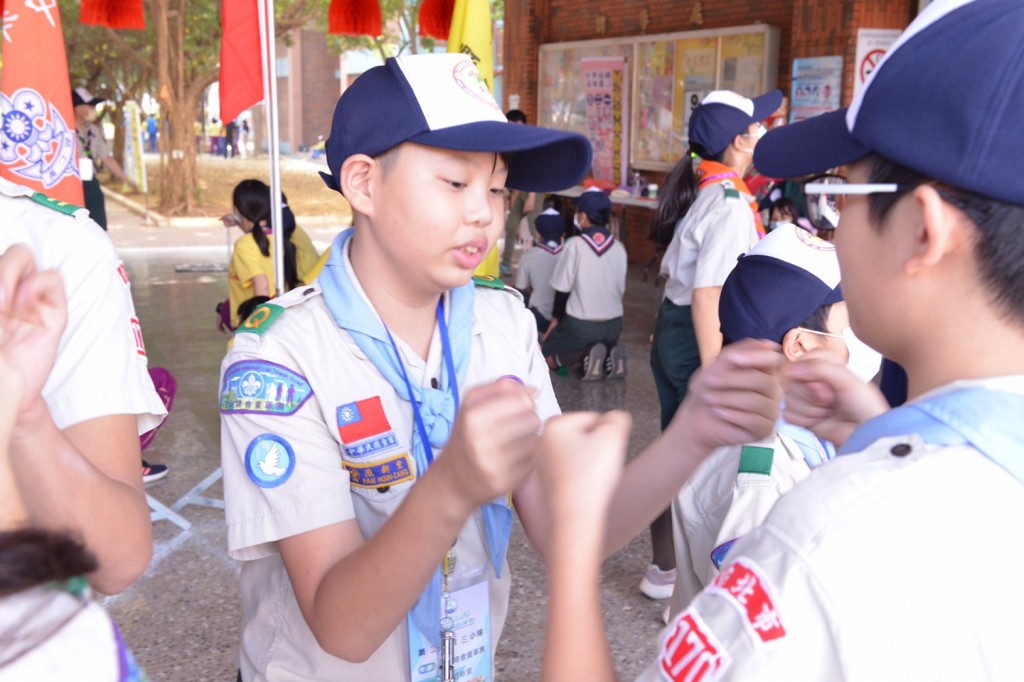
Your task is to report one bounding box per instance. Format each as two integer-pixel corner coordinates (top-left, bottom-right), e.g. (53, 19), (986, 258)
(80, 0), (146, 30)
(328, 0), (383, 37)
(418, 0), (456, 39)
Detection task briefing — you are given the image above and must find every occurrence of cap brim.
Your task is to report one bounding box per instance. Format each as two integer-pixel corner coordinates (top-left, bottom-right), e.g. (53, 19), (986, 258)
(408, 121), (593, 192)
(754, 109), (871, 179)
(751, 90), (784, 122)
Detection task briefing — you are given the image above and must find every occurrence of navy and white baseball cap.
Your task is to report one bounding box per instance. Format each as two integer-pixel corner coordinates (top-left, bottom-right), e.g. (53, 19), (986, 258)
(755, 0), (1024, 205)
(719, 224), (843, 344)
(321, 53), (593, 194)
(574, 188), (612, 224)
(71, 87), (105, 107)
(535, 208), (566, 241)
(689, 89), (783, 157)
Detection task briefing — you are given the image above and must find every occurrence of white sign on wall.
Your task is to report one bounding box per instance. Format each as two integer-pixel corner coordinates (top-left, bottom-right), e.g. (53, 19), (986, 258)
(854, 29), (901, 99)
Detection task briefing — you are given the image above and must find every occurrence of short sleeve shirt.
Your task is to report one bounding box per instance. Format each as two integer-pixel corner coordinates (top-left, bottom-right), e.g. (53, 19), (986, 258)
(638, 378), (1024, 681)
(227, 233), (274, 328)
(221, 258), (560, 680)
(0, 178), (166, 434)
(548, 236), (627, 321)
(660, 182), (758, 306)
(515, 246), (562, 320)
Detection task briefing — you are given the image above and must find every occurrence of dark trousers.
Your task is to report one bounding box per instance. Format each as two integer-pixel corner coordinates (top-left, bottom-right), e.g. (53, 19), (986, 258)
(82, 178), (107, 230)
(542, 315), (623, 365)
(649, 299), (701, 430)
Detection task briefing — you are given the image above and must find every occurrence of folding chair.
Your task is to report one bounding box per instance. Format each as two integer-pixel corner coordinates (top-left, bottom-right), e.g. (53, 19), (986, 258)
(142, 367), (192, 530)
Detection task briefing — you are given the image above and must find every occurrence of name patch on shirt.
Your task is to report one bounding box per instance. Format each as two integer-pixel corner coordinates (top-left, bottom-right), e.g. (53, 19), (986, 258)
(709, 558), (786, 645)
(345, 453), (414, 489)
(220, 360), (313, 415)
(245, 434), (296, 488)
(659, 610), (730, 682)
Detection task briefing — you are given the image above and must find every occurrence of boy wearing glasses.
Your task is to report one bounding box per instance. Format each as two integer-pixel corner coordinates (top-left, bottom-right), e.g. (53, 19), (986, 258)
(537, 0), (1024, 679)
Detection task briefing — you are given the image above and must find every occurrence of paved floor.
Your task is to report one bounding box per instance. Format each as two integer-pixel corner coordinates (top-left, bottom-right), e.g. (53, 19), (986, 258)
(101, 198), (671, 680)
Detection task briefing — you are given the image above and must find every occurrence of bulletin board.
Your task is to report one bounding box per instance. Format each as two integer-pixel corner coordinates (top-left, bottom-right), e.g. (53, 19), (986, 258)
(539, 24), (780, 174)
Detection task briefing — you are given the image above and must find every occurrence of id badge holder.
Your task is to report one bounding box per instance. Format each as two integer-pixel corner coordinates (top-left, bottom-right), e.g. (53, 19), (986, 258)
(79, 157), (94, 181)
(408, 563), (491, 682)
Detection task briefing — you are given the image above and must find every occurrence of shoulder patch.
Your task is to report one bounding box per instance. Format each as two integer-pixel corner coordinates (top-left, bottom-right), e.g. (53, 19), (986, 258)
(472, 274), (505, 290)
(659, 609), (731, 681)
(723, 187), (741, 200)
(709, 557), (786, 646)
(738, 445), (773, 476)
(235, 303), (284, 336)
(31, 192), (81, 216)
(245, 434), (296, 488)
(220, 359), (313, 415)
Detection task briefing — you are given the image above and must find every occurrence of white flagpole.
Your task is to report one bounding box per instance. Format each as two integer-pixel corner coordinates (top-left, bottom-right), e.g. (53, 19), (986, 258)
(257, 0), (285, 297)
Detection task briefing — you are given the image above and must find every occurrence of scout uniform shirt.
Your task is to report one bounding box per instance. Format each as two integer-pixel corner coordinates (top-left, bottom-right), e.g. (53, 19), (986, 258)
(0, 177), (166, 435)
(659, 182), (758, 306)
(668, 428), (829, 617)
(638, 376), (1024, 682)
(220, 241), (559, 681)
(515, 244), (562, 321)
(548, 232), (627, 321)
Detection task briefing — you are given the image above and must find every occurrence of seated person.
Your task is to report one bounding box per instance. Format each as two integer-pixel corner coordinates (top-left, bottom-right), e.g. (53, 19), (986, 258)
(541, 189), (628, 380)
(515, 208), (566, 335)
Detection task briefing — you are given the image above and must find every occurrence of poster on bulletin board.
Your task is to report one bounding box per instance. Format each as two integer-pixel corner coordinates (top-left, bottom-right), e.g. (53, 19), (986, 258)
(790, 56), (842, 123)
(582, 57), (628, 187)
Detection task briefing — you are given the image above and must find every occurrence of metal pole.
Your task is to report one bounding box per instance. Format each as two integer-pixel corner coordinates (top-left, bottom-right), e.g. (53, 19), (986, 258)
(257, 0), (285, 297)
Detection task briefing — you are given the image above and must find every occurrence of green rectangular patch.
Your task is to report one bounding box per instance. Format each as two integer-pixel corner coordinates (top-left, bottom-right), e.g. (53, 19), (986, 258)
(235, 303), (284, 336)
(738, 445), (774, 476)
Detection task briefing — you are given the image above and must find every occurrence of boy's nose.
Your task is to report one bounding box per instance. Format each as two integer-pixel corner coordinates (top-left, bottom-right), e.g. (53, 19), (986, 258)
(464, 187), (496, 227)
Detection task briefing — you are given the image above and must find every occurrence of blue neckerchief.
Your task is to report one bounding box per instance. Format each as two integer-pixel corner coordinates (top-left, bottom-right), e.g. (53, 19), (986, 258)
(578, 225), (615, 255)
(838, 387), (1024, 485)
(318, 228), (514, 647)
(534, 239), (564, 255)
(775, 417), (836, 469)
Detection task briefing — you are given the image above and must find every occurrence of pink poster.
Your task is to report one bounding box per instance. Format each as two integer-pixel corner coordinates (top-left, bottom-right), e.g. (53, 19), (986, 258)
(582, 57), (628, 187)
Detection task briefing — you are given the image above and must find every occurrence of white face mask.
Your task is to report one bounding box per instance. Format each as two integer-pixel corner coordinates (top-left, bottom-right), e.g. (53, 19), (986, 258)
(796, 326), (883, 383)
(573, 213), (581, 228)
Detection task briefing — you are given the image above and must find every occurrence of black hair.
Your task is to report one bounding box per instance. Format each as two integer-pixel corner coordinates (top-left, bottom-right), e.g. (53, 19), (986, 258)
(0, 529), (97, 599)
(649, 143), (722, 247)
(772, 197), (800, 221)
(232, 179), (300, 291)
(237, 296), (272, 325)
(866, 154), (1024, 327)
(579, 203), (611, 227)
(505, 109), (528, 124)
(798, 303), (833, 335)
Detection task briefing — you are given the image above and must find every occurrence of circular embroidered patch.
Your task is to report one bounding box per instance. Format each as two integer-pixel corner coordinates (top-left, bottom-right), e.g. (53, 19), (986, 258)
(245, 434), (296, 488)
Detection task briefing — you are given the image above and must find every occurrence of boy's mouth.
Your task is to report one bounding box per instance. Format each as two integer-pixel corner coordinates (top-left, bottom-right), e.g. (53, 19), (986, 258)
(452, 240), (488, 269)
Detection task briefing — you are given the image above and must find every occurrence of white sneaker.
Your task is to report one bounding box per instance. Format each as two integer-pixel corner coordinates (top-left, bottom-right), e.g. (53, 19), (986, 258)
(639, 564), (676, 600)
(581, 343), (608, 382)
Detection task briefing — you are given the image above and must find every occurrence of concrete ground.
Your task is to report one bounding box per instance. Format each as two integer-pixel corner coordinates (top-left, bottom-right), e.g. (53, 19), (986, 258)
(100, 197), (671, 680)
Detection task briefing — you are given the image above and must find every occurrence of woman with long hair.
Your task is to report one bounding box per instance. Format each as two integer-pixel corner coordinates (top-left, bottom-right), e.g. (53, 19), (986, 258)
(643, 89), (781, 603)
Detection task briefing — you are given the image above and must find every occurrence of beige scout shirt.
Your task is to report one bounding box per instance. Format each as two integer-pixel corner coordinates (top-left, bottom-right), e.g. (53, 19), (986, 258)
(659, 182), (757, 307)
(515, 246), (562, 321)
(221, 265), (559, 681)
(668, 432), (820, 618)
(548, 235), (627, 321)
(639, 377), (1024, 682)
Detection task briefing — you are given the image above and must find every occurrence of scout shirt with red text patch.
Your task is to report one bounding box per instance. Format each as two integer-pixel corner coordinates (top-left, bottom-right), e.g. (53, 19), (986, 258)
(220, 278), (559, 682)
(638, 378), (1024, 682)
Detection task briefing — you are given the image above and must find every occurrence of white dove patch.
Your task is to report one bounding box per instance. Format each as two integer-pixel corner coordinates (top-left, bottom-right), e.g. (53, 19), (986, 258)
(245, 434), (296, 488)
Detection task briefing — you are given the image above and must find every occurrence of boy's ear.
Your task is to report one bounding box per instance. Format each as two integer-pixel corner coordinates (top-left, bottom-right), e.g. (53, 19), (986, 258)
(339, 154), (376, 216)
(781, 328), (814, 362)
(903, 185), (970, 275)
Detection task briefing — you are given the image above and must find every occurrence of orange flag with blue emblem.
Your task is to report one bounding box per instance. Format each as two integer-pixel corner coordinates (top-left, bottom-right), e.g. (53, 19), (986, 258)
(0, 0), (84, 205)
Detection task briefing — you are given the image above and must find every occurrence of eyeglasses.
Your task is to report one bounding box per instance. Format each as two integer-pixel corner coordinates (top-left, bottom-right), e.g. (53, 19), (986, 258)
(802, 175), (916, 231)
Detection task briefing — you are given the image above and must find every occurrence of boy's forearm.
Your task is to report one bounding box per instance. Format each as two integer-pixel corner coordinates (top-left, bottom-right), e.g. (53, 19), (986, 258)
(543, 526), (615, 682)
(601, 429), (706, 557)
(295, 459), (480, 662)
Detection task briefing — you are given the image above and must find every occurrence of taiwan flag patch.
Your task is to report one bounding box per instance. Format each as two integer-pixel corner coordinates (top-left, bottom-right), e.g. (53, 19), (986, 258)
(337, 397), (393, 443)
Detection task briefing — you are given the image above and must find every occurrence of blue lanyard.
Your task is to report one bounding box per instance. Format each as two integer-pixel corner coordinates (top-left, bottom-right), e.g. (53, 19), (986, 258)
(384, 298), (459, 468)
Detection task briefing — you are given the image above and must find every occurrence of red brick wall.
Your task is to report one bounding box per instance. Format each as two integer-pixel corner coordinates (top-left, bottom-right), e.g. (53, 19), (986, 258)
(508, 0), (913, 263)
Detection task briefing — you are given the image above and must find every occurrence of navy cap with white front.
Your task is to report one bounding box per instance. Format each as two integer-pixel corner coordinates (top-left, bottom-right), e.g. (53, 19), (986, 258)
(321, 54), (593, 195)
(574, 188), (612, 224)
(689, 89), (783, 157)
(754, 0), (1024, 205)
(535, 208), (566, 241)
(719, 224), (843, 345)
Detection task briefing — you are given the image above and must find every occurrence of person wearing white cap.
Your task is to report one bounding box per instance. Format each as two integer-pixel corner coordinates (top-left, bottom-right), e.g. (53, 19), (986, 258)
(644, 87), (782, 601)
(536, 0), (1024, 679)
(72, 87), (139, 230)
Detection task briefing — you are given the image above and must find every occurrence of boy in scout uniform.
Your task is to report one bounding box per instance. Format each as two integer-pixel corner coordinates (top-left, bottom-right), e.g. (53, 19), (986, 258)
(538, 1), (1024, 679)
(219, 54), (592, 681)
(542, 188), (629, 380)
(514, 208), (567, 335)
